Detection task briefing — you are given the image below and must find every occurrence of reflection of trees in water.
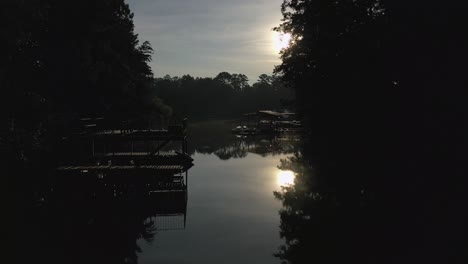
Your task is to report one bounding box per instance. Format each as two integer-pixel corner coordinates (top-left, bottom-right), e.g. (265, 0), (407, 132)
(186, 120), (300, 160)
(213, 140), (249, 160)
(20, 191), (185, 264)
(201, 135), (300, 160)
(186, 120), (301, 160)
(10, 130), (190, 264)
(274, 141), (379, 264)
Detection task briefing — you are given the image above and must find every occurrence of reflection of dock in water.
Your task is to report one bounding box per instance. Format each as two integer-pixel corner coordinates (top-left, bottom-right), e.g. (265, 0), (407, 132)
(35, 189), (188, 264)
(146, 191), (188, 230)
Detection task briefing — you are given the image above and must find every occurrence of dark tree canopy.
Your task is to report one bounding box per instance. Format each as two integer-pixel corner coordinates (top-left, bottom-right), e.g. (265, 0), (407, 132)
(1, 0), (169, 123)
(153, 72), (293, 119)
(273, 1), (468, 263)
(275, 0), (387, 123)
(1, 0), (172, 194)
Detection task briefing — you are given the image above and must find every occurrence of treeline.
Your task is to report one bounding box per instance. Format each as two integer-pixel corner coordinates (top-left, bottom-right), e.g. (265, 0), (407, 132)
(274, 0), (467, 183)
(1, 0), (167, 204)
(152, 72), (293, 119)
(273, 0), (467, 263)
(1, 0), (169, 133)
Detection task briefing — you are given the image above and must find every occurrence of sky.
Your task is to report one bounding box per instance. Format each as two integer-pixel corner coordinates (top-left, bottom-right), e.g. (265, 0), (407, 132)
(126, 0), (284, 83)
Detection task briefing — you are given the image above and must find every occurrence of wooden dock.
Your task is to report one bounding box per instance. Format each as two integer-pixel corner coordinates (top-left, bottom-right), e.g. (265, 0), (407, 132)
(97, 152), (194, 165)
(55, 118), (192, 195)
(90, 129), (186, 140)
(57, 164), (188, 173)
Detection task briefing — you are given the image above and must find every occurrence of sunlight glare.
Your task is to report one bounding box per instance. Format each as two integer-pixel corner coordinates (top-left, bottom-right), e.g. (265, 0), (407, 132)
(273, 32), (292, 53)
(277, 170), (295, 186)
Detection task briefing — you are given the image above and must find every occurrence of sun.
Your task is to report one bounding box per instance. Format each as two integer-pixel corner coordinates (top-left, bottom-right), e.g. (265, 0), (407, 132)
(273, 32), (292, 53)
(277, 170), (295, 186)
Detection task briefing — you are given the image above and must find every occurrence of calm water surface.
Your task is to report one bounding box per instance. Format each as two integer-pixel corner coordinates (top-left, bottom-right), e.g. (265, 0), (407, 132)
(22, 119), (458, 263)
(138, 153), (287, 263)
(138, 120), (299, 263)
(18, 120), (300, 264)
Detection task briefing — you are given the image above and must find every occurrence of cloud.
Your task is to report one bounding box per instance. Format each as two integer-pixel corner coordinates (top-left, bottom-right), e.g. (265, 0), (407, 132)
(126, 0), (283, 81)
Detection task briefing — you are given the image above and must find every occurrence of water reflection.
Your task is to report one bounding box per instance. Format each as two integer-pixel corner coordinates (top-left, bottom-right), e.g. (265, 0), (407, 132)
(16, 121), (192, 264)
(188, 120), (300, 159)
(15, 120), (301, 264)
(136, 120), (300, 263)
(273, 141), (380, 264)
(22, 183), (188, 264)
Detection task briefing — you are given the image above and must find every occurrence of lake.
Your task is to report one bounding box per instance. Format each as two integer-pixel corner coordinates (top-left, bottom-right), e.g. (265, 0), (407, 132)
(137, 120), (300, 263)
(20, 120), (301, 264)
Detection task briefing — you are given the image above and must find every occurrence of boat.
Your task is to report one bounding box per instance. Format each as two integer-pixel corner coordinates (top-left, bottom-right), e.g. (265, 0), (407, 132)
(231, 125), (258, 135)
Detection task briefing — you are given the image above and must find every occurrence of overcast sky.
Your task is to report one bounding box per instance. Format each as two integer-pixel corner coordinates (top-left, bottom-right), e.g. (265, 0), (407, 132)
(127, 0), (284, 83)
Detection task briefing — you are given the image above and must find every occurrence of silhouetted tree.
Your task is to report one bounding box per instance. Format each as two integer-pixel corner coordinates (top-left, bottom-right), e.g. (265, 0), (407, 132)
(1, 0), (171, 130)
(230, 73), (249, 91)
(274, 0), (468, 263)
(214, 71), (233, 87)
(3, 2), (172, 255)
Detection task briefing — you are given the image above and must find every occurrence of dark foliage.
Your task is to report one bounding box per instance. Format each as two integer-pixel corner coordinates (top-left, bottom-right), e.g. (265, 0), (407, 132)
(1, 0), (171, 163)
(1, 1), (170, 260)
(152, 72), (293, 119)
(1, 0), (171, 173)
(274, 0), (468, 263)
(186, 120), (300, 159)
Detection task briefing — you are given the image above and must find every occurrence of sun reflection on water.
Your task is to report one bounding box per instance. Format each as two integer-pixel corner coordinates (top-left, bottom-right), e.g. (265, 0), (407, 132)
(277, 170), (295, 186)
